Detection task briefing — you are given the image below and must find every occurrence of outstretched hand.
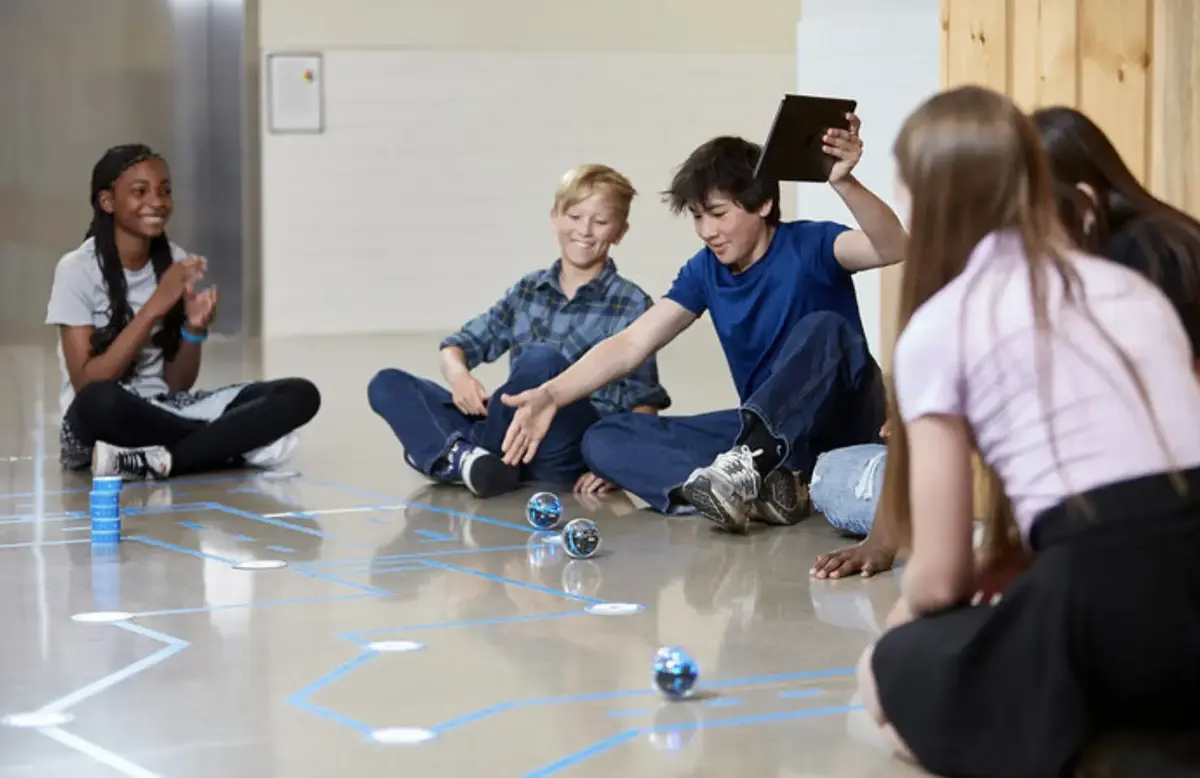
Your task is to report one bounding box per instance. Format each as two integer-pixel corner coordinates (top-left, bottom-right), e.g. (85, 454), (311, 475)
(500, 386), (559, 467)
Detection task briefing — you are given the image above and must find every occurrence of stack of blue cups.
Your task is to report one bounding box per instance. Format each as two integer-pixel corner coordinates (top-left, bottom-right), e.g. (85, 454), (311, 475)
(90, 476), (123, 545)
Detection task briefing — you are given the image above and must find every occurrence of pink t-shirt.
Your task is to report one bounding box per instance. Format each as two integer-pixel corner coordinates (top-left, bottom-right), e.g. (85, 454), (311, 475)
(894, 230), (1200, 539)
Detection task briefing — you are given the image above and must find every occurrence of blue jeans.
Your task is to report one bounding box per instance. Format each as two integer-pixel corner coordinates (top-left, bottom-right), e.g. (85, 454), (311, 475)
(367, 344), (601, 485)
(582, 311), (885, 512)
(810, 443), (886, 536)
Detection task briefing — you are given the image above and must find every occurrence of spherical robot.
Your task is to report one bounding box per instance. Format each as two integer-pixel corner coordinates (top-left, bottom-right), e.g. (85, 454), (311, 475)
(652, 646), (699, 699)
(562, 518), (601, 559)
(525, 492), (563, 530)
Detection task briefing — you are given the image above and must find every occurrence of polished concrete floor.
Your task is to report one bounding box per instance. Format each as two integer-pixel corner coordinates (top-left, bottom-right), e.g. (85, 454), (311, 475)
(0, 331), (923, 778)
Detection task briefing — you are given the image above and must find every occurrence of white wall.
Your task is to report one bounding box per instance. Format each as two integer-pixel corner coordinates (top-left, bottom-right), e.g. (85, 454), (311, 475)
(259, 0), (798, 338)
(794, 0), (941, 358)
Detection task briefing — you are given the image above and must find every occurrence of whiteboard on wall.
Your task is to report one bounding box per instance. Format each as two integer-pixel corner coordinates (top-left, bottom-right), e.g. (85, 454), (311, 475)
(267, 52), (324, 134)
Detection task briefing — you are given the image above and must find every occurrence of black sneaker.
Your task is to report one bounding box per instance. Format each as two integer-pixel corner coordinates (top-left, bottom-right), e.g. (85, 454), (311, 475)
(92, 442), (172, 480)
(438, 441), (519, 498)
(754, 469), (812, 525)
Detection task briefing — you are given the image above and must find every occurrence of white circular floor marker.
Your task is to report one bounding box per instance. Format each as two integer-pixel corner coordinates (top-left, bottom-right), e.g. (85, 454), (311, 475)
(233, 560), (288, 571)
(260, 471), (300, 481)
(2, 711), (75, 729)
(370, 727), (437, 745)
(585, 603), (643, 616)
(367, 640), (425, 653)
(71, 611), (132, 624)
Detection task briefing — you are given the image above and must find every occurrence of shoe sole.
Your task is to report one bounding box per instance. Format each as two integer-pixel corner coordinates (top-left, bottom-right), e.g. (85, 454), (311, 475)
(681, 475), (749, 533)
(462, 455), (521, 499)
(754, 472), (811, 526)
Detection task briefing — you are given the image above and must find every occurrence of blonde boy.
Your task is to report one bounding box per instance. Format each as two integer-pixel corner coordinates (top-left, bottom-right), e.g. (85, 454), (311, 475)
(367, 164), (670, 498)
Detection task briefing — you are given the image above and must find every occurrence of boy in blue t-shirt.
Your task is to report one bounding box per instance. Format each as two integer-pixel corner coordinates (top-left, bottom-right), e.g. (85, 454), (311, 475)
(499, 118), (906, 532)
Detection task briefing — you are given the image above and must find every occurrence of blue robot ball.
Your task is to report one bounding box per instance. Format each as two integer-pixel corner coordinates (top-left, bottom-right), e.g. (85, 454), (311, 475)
(562, 518), (601, 559)
(653, 647), (699, 699)
(525, 492), (563, 530)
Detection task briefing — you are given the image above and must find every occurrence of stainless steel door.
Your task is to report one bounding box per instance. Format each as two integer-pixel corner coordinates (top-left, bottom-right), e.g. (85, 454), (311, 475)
(0, 0), (258, 344)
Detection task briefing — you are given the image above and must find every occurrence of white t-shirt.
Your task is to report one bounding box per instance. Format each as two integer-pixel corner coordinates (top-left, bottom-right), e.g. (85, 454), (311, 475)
(45, 237), (189, 418)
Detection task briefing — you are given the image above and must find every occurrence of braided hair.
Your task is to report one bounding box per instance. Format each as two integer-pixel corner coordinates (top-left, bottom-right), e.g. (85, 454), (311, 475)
(87, 144), (185, 377)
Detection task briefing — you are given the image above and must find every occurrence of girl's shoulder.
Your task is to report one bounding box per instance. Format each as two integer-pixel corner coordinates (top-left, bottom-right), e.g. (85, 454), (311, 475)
(53, 237), (102, 283)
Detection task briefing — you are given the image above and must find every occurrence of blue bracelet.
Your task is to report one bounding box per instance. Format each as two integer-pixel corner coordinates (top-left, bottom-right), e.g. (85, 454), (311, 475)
(181, 326), (208, 344)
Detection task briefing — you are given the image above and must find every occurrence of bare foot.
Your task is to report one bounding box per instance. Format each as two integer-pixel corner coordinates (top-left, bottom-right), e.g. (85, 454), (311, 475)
(811, 539), (896, 579)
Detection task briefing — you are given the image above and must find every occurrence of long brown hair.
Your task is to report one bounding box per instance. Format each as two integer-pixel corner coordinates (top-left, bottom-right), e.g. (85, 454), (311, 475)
(879, 86), (1168, 561)
(1033, 106), (1200, 295)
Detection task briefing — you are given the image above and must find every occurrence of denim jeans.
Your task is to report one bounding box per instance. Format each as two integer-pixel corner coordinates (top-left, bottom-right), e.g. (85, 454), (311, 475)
(809, 443), (886, 536)
(581, 311), (886, 511)
(367, 344), (601, 485)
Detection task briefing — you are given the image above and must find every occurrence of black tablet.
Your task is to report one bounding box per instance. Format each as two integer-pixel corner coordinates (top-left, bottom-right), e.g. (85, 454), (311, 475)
(754, 94), (858, 183)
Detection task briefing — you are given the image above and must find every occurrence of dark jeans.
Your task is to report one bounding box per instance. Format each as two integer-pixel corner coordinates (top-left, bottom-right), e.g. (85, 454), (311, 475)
(581, 311), (885, 511)
(367, 344), (601, 485)
(65, 378), (322, 476)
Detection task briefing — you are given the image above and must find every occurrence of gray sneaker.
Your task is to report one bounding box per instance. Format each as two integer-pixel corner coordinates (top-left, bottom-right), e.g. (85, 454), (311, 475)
(754, 469), (812, 525)
(92, 442), (172, 480)
(680, 446), (762, 533)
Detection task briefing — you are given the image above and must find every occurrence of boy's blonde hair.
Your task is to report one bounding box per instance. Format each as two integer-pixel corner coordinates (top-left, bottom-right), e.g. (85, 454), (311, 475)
(553, 164), (637, 221)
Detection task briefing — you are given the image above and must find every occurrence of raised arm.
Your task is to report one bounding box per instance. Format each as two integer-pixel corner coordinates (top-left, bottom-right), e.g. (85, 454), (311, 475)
(822, 112), (908, 272)
(500, 299), (697, 465)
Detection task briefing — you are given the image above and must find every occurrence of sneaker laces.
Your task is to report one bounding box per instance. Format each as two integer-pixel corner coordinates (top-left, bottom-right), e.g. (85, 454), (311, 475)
(115, 450), (149, 476)
(711, 445), (763, 498)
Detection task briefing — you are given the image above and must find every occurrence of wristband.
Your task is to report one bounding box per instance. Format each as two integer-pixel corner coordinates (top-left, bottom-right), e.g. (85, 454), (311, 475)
(181, 326), (208, 344)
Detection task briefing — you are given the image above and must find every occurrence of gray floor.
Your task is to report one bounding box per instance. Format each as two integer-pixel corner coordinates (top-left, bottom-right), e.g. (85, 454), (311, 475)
(0, 331), (924, 778)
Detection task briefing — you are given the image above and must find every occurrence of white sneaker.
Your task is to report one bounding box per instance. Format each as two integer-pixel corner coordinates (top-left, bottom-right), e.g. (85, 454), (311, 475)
(680, 445), (762, 533)
(92, 442), (172, 480)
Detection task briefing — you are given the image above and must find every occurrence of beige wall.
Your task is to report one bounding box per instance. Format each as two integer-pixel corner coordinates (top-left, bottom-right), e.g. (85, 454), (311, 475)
(259, 0), (799, 53)
(258, 1), (801, 338)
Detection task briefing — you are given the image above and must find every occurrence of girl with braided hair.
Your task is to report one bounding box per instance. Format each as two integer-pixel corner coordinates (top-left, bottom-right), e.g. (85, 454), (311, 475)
(45, 144), (320, 479)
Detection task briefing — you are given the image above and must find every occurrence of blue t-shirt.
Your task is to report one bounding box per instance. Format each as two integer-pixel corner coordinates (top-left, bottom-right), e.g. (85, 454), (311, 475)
(664, 220), (863, 402)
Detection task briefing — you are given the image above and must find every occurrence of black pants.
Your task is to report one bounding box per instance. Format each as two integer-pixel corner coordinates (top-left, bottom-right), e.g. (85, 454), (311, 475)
(872, 468), (1200, 777)
(64, 378), (321, 476)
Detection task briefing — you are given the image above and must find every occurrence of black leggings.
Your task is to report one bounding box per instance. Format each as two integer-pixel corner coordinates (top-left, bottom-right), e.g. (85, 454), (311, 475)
(65, 378), (321, 476)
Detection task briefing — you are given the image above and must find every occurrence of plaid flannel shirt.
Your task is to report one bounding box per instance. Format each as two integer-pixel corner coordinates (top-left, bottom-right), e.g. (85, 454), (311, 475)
(440, 259), (671, 415)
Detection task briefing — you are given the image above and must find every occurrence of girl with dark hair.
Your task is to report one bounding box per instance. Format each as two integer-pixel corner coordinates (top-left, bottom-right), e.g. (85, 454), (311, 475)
(45, 144), (321, 479)
(1034, 105), (1200, 363)
(858, 87), (1200, 777)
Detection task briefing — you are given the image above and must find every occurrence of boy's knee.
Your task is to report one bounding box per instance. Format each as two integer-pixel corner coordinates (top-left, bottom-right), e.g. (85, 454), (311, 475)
(581, 416), (641, 472)
(510, 344), (569, 384)
(366, 369), (409, 412)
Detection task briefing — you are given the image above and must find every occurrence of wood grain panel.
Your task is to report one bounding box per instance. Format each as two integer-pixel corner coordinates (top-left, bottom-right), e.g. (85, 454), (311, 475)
(1011, 0), (1079, 109)
(1078, 0), (1152, 180)
(941, 0), (1009, 90)
(1151, 0), (1200, 216)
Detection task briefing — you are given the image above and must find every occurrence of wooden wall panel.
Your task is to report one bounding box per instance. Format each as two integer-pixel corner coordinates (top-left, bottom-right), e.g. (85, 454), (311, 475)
(1151, 0), (1200, 217)
(941, 0), (1009, 91)
(1078, 0), (1152, 181)
(1010, 0), (1079, 110)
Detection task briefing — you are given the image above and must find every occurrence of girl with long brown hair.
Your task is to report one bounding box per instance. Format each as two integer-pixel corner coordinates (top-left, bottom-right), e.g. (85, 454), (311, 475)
(813, 104), (1200, 584)
(857, 86), (1200, 777)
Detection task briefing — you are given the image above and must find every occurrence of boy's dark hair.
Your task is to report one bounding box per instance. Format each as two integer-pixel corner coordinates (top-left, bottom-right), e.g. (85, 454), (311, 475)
(663, 136), (781, 225)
